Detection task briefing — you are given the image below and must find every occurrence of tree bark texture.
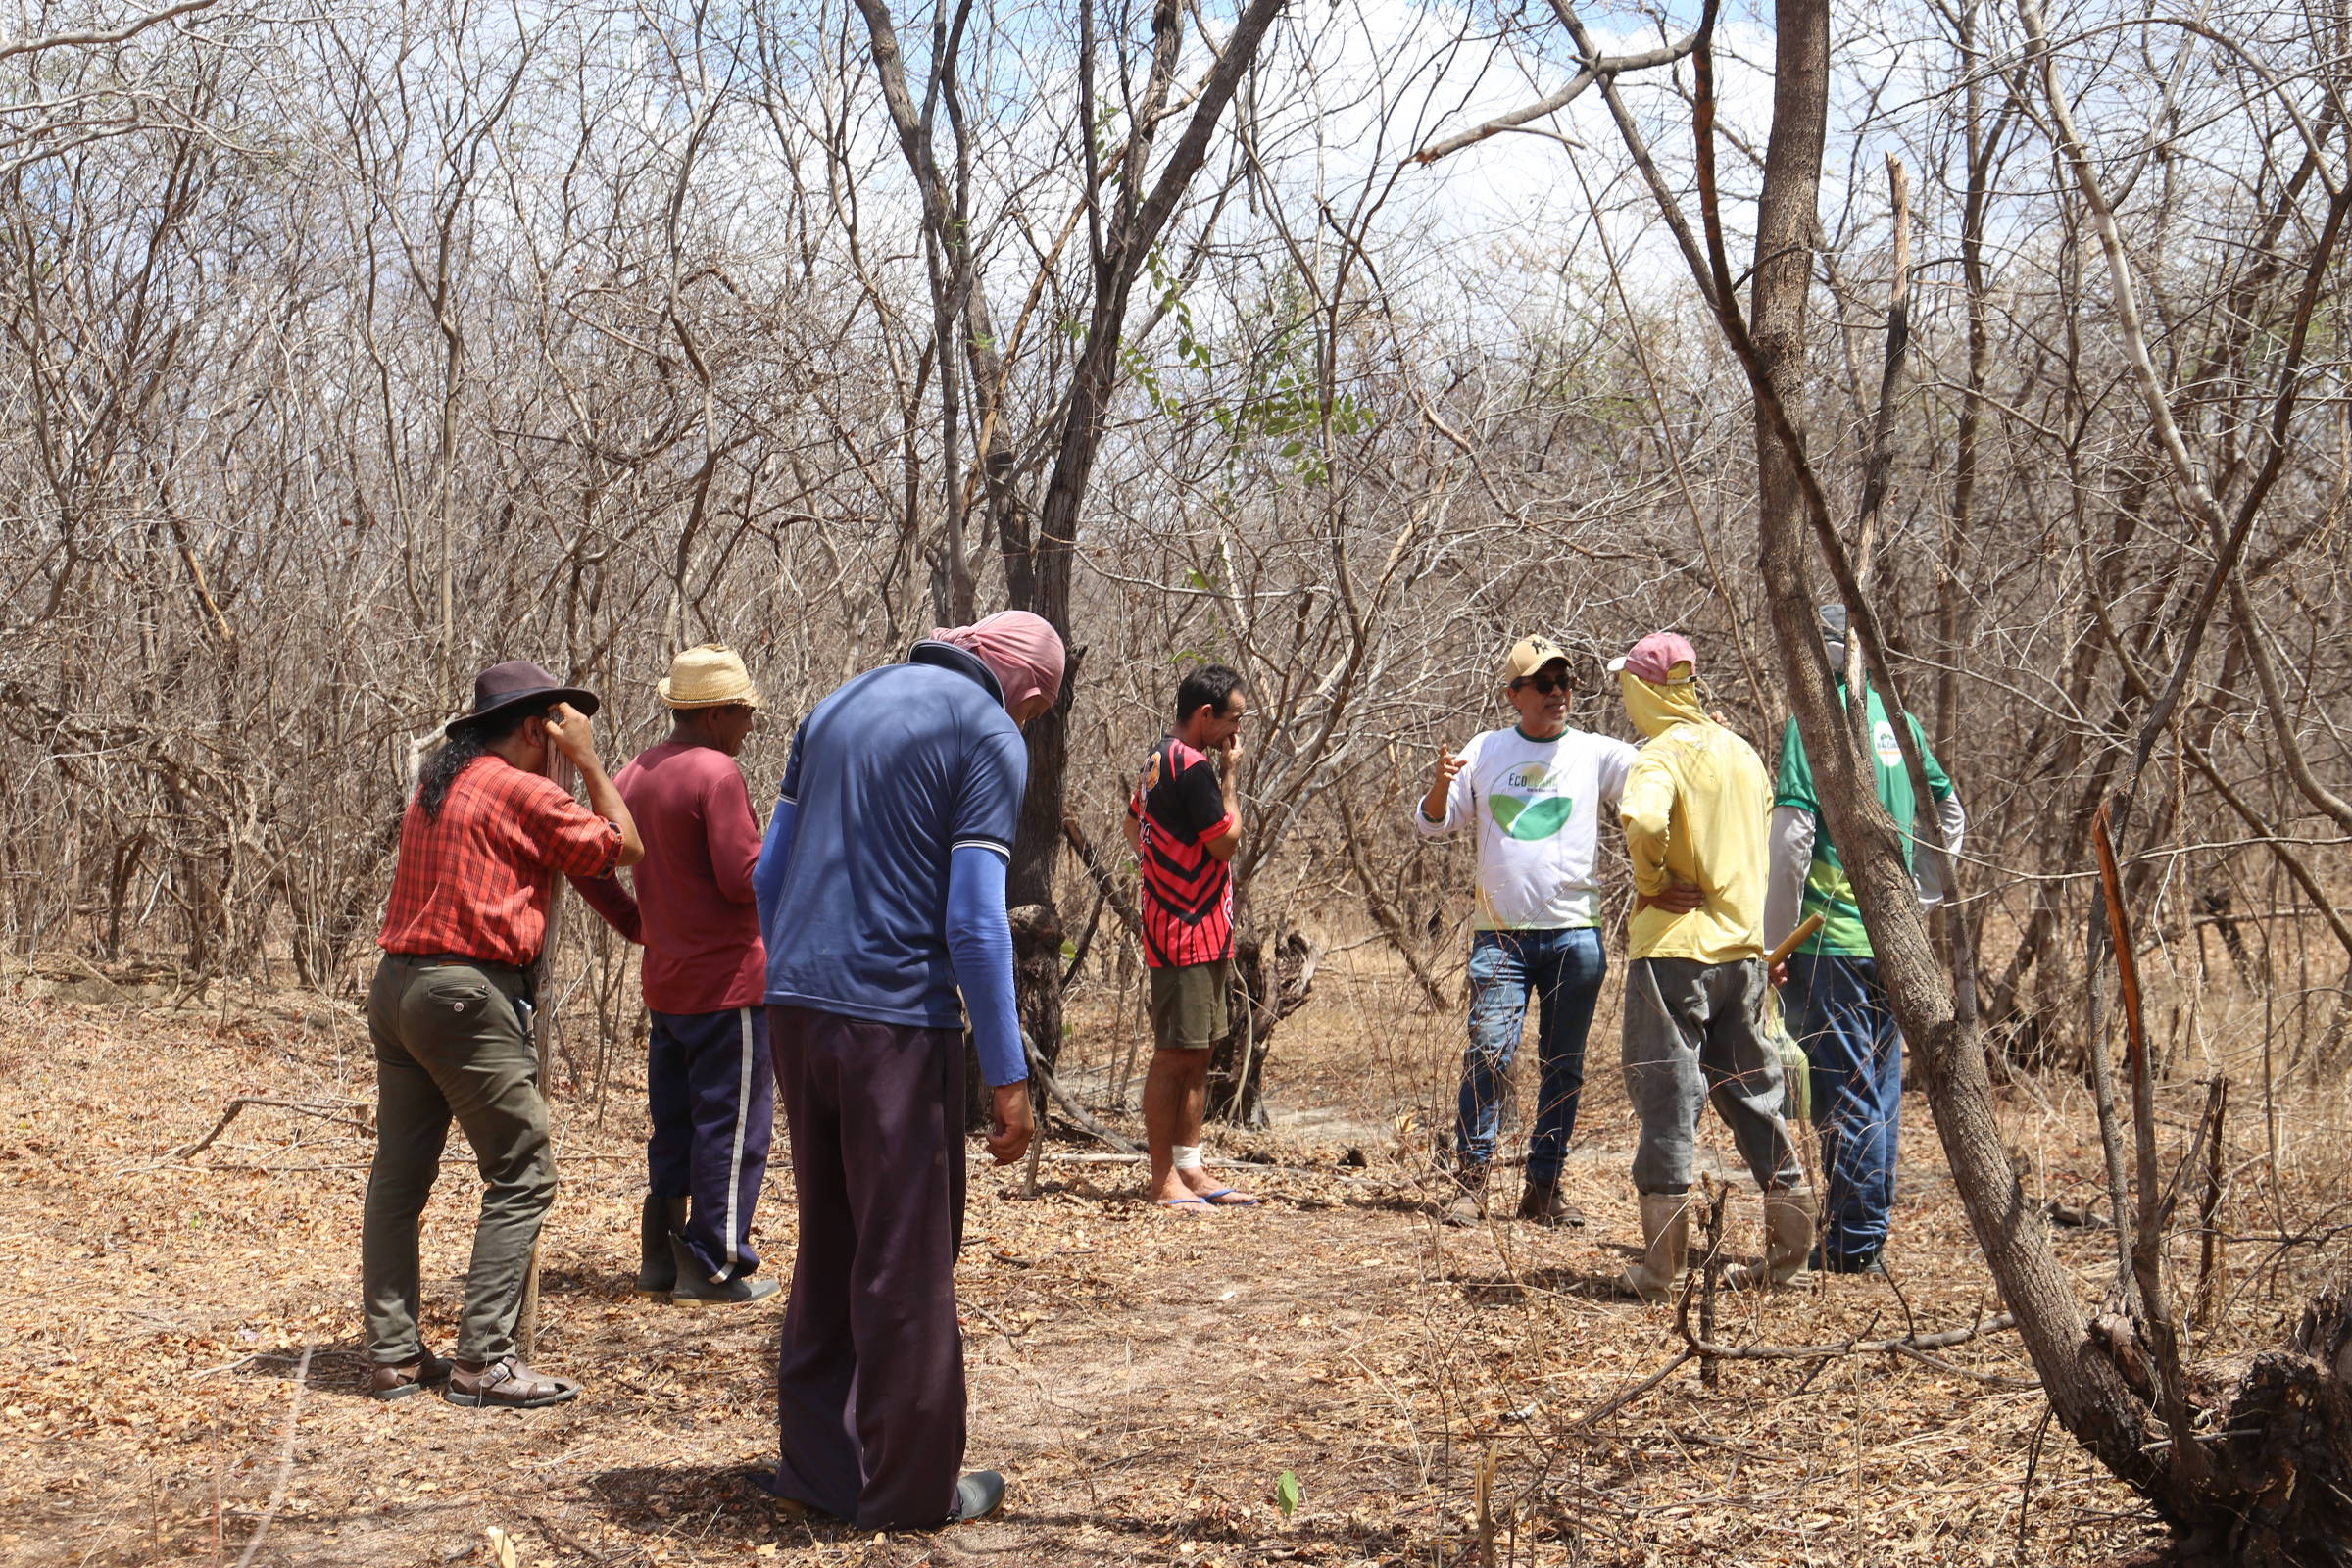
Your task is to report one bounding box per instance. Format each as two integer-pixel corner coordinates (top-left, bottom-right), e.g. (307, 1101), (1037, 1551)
(1705, 2), (2352, 1552)
(1738, 0), (2169, 1509)
(1204, 922), (1318, 1126)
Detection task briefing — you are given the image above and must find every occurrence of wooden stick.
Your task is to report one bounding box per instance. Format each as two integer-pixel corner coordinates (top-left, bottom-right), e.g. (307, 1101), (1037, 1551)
(1677, 1308), (2021, 1365)
(1561, 1349), (1698, 1432)
(2094, 801), (2201, 1473)
(2195, 1077), (2229, 1335)
(1767, 913), (1825, 969)
(1698, 1181), (1726, 1389)
(165, 1099), (371, 1162)
(516, 749), (577, 1364)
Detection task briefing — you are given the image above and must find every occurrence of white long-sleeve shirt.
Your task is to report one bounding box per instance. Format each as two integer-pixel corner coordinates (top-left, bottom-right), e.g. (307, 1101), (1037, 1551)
(1413, 725), (1639, 930)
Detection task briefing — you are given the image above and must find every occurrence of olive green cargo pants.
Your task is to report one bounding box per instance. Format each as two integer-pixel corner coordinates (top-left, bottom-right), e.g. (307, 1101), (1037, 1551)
(361, 952), (553, 1365)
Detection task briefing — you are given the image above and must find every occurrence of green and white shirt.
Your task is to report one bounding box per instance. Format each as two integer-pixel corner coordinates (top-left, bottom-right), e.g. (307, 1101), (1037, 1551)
(1773, 686), (1955, 956)
(1414, 725), (1639, 930)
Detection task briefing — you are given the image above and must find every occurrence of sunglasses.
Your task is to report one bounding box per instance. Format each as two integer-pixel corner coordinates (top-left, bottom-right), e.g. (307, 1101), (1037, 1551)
(1512, 673), (1570, 695)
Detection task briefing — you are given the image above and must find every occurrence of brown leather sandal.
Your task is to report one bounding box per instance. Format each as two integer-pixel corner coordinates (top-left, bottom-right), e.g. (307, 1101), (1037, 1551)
(367, 1350), (452, 1401)
(442, 1355), (580, 1409)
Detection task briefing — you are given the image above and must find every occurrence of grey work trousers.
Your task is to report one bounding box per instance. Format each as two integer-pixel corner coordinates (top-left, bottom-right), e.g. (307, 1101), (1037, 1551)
(1620, 956), (1804, 1196)
(361, 952), (555, 1365)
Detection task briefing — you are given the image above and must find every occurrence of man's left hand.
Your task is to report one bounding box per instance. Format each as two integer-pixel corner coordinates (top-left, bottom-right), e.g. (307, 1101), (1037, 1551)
(986, 1082), (1034, 1165)
(1636, 881), (1706, 915)
(543, 702), (602, 769)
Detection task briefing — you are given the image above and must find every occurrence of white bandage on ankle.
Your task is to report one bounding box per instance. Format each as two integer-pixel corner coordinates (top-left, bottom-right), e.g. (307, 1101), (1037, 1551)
(1171, 1144), (1204, 1171)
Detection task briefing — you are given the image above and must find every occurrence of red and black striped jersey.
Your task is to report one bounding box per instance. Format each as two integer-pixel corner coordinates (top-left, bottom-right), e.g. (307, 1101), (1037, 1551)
(1127, 736), (1235, 967)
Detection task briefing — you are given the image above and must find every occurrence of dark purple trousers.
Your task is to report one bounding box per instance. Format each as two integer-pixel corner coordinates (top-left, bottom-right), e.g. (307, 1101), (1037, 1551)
(768, 1004), (968, 1529)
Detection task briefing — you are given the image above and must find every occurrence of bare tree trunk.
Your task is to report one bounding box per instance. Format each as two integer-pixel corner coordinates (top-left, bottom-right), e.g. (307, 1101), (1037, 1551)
(1204, 920), (1318, 1126)
(1694, 0), (2172, 1508)
(1652, 0), (2352, 1551)
(1001, 0), (1286, 1071)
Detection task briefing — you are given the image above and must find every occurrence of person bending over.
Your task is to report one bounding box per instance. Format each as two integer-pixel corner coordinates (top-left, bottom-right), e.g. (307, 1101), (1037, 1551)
(752, 611), (1061, 1530)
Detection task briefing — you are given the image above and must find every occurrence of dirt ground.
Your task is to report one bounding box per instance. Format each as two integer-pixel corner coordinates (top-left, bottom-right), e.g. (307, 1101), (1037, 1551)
(7, 947), (2330, 1568)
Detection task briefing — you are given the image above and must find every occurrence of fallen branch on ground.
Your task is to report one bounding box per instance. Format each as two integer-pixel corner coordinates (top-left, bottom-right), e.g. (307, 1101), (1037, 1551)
(1037, 1152), (1393, 1188)
(162, 1097), (370, 1162)
(232, 1342), (312, 1568)
(1022, 1036), (1139, 1153)
(1674, 1296), (2027, 1380)
(1563, 1349), (1700, 1432)
(1887, 1340), (2040, 1388)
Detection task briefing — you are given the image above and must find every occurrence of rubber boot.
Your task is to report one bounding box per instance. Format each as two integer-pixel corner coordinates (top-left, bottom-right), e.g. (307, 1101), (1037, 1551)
(666, 1231), (781, 1308)
(1617, 1193), (1691, 1302)
(1726, 1186), (1817, 1291)
(1440, 1163), (1491, 1227)
(635, 1196), (685, 1296)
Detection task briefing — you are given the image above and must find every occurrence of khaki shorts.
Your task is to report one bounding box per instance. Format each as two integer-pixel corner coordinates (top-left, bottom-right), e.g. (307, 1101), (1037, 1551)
(1149, 958), (1232, 1052)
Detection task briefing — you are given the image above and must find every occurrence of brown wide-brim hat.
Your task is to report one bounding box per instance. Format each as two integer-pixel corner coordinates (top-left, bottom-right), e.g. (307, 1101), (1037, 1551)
(447, 660), (601, 735)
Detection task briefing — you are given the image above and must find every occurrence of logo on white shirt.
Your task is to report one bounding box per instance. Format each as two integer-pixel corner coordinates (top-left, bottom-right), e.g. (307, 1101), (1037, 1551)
(1491, 762), (1575, 842)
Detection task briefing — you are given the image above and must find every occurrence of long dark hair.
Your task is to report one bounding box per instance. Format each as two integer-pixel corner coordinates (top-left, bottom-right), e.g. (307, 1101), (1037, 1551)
(416, 706), (542, 819)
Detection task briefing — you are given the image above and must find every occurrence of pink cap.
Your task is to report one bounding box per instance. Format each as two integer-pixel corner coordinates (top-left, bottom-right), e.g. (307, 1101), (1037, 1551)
(1606, 631), (1698, 683)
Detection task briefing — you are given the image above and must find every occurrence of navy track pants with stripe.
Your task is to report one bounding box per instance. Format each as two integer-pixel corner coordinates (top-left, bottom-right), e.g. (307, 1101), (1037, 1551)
(647, 1005), (774, 1281)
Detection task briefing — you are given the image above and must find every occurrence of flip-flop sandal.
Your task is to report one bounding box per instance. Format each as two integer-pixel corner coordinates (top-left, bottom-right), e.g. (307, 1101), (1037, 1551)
(1156, 1197), (1214, 1214)
(1196, 1188), (1261, 1206)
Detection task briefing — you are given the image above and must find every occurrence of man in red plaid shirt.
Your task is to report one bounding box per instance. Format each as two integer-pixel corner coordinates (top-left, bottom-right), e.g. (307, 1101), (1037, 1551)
(363, 661), (643, 1409)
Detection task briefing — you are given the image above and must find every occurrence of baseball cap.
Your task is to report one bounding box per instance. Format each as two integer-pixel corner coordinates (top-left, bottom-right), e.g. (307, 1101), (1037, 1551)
(1500, 634), (1572, 683)
(1606, 631), (1698, 683)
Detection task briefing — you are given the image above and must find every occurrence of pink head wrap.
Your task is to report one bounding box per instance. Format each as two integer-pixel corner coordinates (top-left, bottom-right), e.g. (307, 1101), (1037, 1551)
(929, 611), (1066, 711)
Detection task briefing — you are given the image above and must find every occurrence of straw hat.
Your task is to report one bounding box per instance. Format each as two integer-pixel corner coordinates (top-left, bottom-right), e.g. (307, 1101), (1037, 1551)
(660, 644), (762, 710)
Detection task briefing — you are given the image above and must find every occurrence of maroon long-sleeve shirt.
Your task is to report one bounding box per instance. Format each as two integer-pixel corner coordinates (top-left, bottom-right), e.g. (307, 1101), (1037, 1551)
(571, 739), (766, 1013)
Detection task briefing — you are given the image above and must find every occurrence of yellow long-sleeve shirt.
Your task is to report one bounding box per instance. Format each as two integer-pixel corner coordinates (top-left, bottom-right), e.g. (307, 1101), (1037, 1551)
(1617, 671), (1772, 964)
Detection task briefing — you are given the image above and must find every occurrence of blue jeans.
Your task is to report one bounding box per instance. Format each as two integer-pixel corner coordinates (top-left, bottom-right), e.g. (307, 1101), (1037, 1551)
(1454, 928), (1606, 1185)
(1788, 954), (1901, 1263)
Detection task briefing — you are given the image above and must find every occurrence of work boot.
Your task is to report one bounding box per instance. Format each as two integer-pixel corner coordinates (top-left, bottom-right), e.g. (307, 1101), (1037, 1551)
(1515, 1179), (1586, 1228)
(666, 1232), (781, 1307)
(1725, 1186), (1816, 1290)
(1440, 1163), (1491, 1227)
(1616, 1193), (1692, 1302)
(635, 1196), (686, 1296)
